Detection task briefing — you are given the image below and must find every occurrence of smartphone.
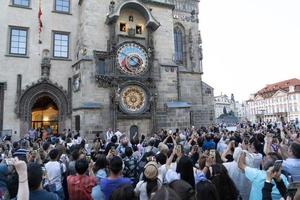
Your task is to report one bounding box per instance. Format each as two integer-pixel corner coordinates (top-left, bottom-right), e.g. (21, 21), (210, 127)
(273, 160), (283, 172)
(209, 149), (216, 158)
(176, 145), (182, 154)
(86, 155), (91, 162)
(5, 158), (14, 165)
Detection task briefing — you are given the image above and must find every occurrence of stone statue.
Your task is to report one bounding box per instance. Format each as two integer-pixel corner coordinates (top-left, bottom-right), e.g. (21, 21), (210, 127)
(41, 49), (51, 79)
(109, 1), (115, 13)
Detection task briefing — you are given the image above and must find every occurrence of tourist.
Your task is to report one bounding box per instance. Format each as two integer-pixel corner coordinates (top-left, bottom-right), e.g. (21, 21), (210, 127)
(238, 151), (289, 200)
(110, 184), (137, 200)
(135, 161), (161, 200)
(202, 134), (216, 151)
(44, 149), (66, 199)
(196, 180), (219, 200)
(100, 156), (132, 200)
(282, 142), (300, 179)
(123, 147), (139, 185)
(28, 163), (59, 200)
(67, 159), (96, 200)
(210, 163), (239, 200)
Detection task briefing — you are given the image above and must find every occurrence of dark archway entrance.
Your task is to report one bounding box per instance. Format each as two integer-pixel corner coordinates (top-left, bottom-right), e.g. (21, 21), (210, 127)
(16, 79), (71, 136)
(31, 96), (59, 134)
(129, 125), (139, 140)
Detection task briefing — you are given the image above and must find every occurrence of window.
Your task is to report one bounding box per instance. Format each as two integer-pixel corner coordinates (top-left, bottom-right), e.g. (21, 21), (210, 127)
(75, 115), (80, 132)
(120, 23), (126, 32)
(12, 0), (29, 7)
(53, 32), (69, 58)
(96, 58), (106, 74)
(55, 0), (70, 13)
(174, 27), (184, 64)
(9, 27), (28, 55)
(136, 25), (142, 34)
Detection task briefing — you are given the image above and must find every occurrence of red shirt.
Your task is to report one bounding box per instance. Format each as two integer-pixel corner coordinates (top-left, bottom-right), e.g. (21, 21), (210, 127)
(67, 175), (96, 200)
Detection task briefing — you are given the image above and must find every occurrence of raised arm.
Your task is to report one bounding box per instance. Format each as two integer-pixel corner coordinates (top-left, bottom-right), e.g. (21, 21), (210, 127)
(13, 158), (29, 200)
(264, 134), (273, 155)
(238, 151), (246, 172)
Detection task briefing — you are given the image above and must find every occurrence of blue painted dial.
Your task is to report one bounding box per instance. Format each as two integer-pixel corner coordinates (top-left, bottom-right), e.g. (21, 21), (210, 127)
(117, 43), (148, 75)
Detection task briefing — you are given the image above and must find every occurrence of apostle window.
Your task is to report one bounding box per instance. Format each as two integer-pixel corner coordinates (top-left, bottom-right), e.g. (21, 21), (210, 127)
(136, 25), (142, 34)
(120, 23), (127, 32)
(55, 0), (70, 13)
(12, 0), (30, 7)
(53, 32), (69, 58)
(9, 26), (28, 55)
(174, 26), (184, 64)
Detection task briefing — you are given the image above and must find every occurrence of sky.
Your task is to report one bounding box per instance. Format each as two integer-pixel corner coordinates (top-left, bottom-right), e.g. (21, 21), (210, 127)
(198, 0), (300, 102)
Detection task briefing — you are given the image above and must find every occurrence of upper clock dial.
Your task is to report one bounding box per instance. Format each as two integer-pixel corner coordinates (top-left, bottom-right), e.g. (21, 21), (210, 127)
(117, 43), (148, 75)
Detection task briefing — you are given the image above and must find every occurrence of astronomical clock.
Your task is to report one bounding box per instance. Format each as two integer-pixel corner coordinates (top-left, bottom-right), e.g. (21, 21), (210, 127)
(119, 85), (148, 114)
(113, 42), (151, 115)
(116, 42), (148, 76)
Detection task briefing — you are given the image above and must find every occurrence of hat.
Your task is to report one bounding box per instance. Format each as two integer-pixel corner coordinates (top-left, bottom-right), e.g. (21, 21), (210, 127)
(144, 161), (158, 180)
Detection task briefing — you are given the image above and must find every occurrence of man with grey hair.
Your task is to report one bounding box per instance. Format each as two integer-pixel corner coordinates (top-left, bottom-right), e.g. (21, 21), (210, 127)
(223, 146), (252, 200)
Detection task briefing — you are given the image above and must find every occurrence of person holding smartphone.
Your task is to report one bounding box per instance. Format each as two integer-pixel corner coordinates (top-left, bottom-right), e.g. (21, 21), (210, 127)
(262, 161), (287, 200)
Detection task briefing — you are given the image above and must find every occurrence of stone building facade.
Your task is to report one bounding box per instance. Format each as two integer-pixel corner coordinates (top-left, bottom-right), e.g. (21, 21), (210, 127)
(246, 78), (300, 123)
(0, 0), (214, 140)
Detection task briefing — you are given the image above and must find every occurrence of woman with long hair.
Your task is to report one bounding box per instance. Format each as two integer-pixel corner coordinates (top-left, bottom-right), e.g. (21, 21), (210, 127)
(196, 180), (219, 200)
(210, 163), (239, 200)
(176, 155), (195, 189)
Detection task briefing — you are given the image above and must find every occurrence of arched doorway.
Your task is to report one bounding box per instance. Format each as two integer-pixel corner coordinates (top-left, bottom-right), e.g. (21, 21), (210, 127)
(31, 96), (59, 134)
(130, 125), (139, 140)
(16, 80), (71, 136)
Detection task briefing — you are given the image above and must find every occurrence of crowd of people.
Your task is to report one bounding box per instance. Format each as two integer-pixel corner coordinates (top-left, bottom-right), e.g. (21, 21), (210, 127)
(0, 121), (299, 200)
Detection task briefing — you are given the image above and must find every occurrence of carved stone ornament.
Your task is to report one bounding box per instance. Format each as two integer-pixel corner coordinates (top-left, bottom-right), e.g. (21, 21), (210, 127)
(41, 49), (51, 79)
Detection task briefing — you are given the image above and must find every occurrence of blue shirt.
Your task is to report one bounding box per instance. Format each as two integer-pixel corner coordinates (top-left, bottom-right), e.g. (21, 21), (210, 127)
(202, 140), (216, 151)
(245, 166), (288, 200)
(96, 169), (107, 184)
(282, 158), (300, 181)
(101, 177), (132, 200)
(91, 185), (104, 200)
(29, 189), (59, 200)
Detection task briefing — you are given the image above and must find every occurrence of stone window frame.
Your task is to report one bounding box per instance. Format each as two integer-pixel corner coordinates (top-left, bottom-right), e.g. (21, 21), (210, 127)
(8, 26), (29, 57)
(173, 23), (187, 67)
(11, 0), (30, 8)
(54, 0), (71, 14)
(52, 31), (70, 59)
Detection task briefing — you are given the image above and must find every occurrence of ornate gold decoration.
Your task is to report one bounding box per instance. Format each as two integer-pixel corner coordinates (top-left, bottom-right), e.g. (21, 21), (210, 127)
(120, 86), (146, 112)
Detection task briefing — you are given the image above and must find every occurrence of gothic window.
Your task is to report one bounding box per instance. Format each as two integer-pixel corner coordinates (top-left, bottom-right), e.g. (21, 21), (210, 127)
(174, 26), (184, 64)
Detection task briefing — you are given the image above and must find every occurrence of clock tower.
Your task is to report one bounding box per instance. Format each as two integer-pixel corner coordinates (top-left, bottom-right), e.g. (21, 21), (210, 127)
(71, 0), (214, 138)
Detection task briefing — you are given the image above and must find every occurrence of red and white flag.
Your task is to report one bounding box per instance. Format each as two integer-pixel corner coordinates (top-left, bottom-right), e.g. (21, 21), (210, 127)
(38, 0), (43, 33)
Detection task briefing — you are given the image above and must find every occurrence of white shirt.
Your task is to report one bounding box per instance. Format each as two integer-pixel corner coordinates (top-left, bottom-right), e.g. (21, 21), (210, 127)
(45, 161), (66, 191)
(223, 161), (251, 200)
(135, 178), (162, 200)
(106, 131), (114, 143)
(114, 131), (123, 142)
